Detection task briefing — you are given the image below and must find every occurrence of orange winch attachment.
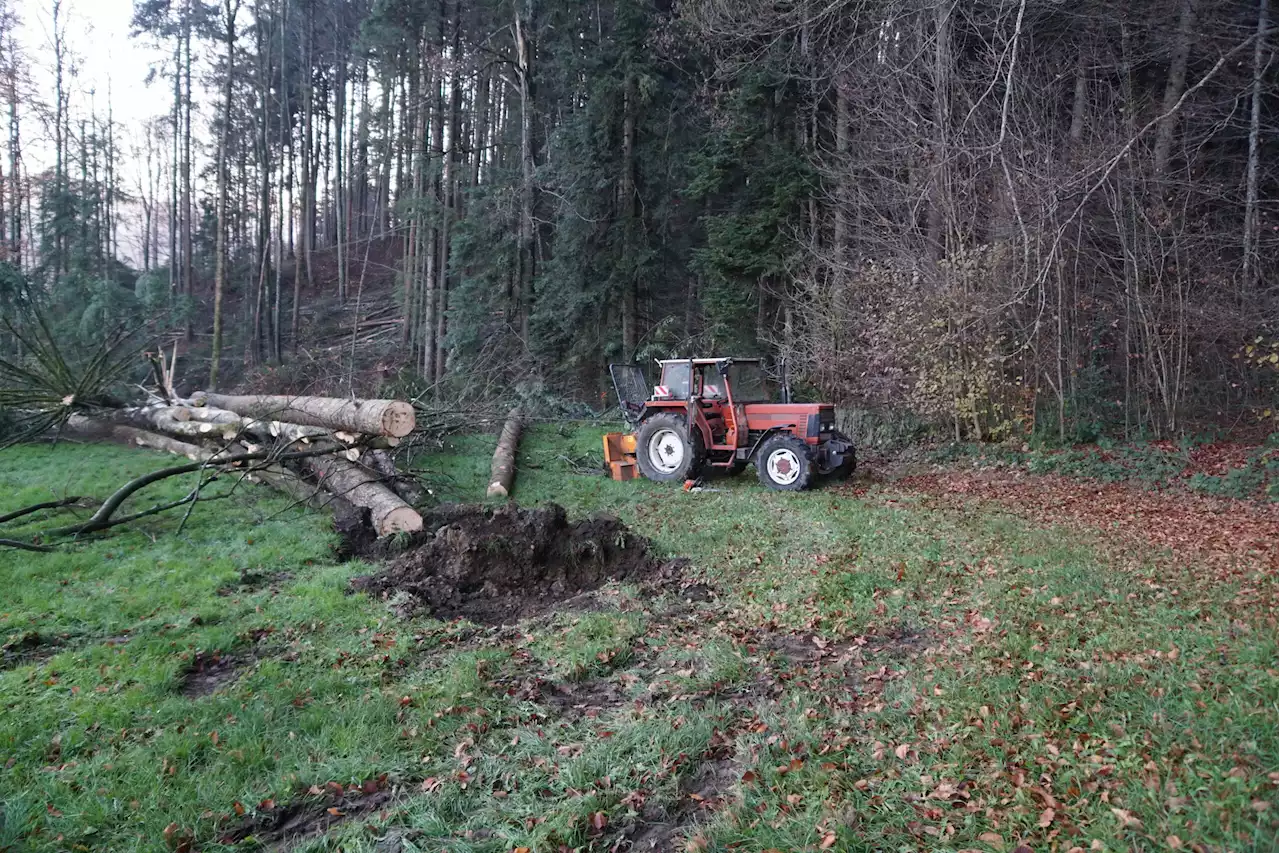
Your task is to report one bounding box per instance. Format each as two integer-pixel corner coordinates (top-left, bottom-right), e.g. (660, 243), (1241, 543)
(602, 432), (638, 481)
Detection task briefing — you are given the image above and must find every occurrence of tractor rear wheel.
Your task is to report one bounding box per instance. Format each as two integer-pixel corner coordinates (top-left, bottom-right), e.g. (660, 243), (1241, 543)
(635, 413), (705, 483)
(756, 434), (813, 491)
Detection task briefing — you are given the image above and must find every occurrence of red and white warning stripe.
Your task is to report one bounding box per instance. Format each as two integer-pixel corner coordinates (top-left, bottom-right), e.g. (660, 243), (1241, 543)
(654, 385), (669, 398)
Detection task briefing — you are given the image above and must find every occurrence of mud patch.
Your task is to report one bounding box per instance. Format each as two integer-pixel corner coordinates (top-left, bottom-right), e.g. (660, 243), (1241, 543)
(541, 677), (628, 720)
(764, 632), (859, 667)
(219, 785), (395, 850)
(618, 757), (740, 851)
(217, 568), (294, 597)
(350, 503), (659, 624)
(862, 622), (930, 659)
(0, 631), (61, 670)
(180, 650), (245, 697)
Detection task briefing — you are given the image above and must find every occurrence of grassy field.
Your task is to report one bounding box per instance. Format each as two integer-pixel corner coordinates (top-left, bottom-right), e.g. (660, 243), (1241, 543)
(0, 427), (1275, 852)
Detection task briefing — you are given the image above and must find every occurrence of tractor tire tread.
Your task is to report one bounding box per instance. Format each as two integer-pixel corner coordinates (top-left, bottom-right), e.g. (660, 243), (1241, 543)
(635, 413), (705, 483)
(755, 433), (814, 491)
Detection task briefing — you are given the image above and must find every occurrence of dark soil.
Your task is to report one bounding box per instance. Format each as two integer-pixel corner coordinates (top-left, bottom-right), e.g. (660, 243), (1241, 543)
(217, 568), (295, 597)
(541, 677), (628, 720)
(180, 650), (245, 697)
(763, 632), (859, 667)
(0, 631), (60, 670)
(619, 756), (740, 851)
(219, 784), (396, 850)
(349, 503), (660, 624)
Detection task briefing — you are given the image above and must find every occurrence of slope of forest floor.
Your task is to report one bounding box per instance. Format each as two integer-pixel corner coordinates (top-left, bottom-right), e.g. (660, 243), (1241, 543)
(0, 429), (1275, 853)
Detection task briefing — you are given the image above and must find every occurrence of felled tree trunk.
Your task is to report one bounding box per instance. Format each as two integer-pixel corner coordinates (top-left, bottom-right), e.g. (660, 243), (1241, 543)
(246, 463), (356, 516)
(57, 414), (388, 534)
(306, 454), (423, 535)
(367, 449), (426, 505)
(195, 393), (415, 437)
(60, 414), (215, 461)
(486, 408), (522, 499)
(113, 406), (247, 442)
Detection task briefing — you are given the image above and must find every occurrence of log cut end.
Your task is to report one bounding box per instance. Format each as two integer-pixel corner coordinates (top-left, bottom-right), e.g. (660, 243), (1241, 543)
(377, 506), (424, 536)
(486, 481), (510, 499)
(379, 401), (416, 437)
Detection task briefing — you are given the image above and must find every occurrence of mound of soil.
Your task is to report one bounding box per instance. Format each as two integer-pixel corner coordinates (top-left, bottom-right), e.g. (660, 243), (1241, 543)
(350, 503), (658, 624)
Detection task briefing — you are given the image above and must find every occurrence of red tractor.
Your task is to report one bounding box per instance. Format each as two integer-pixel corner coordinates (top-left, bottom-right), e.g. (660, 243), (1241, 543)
(609, 358), (855, 491)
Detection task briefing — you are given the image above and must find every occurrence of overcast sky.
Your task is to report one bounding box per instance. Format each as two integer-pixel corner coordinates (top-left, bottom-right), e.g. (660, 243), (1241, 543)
(21, 0), (175, 153)
(17, 0), (190, 261)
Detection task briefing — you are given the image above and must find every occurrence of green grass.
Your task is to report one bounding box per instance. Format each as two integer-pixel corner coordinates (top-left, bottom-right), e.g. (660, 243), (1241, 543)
(0, 428), (1275, 852)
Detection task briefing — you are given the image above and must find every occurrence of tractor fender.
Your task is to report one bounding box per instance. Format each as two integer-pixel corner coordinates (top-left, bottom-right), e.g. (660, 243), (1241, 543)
(742, 425), (798, 462)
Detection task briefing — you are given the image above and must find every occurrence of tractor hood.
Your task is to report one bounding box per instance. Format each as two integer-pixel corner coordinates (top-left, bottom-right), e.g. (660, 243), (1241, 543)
(743, 403), (836, 441)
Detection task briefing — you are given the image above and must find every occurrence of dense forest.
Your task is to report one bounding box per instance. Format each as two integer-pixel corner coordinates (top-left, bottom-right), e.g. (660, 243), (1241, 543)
(0, 0), (1275, 441)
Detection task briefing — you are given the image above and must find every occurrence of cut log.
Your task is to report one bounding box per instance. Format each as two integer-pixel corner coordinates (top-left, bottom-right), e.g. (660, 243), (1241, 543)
(60, 415), (216, 461)
(486, 408), (522, 499)
(195, 393), (415, 437)
(60, 415), (355, 516)
(245, 464), (356, 516)
(367, 449), (427, 505)
(179, 406), (245, 426)
(306, 454), (423, 536)
(265, 419), (333, 444)
(114, 406), (247, 442)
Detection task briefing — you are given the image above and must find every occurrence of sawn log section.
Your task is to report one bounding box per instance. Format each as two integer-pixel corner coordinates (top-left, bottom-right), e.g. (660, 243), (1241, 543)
(194, 393), (416, 437)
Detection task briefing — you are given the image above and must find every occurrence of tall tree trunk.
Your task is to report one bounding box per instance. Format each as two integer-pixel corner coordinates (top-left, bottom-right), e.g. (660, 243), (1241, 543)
(294, 6), (315, 349)
(926, 2), (951, 268)
(436, 1), (461, 384)
(182, 0), (195, 339)
(514, 1), (536, 346)
(470, 64), (490, 191)
(619, 74), (637, 359)
(210, 0), (240, 390)
(422, 28), (442, 381)
(7, 41), (20, 268)
(1152, 0), (1195, 174)
(169, 30), (180, 297)
(334, 49), (348, 302)
(1241, 0), (1268, 297)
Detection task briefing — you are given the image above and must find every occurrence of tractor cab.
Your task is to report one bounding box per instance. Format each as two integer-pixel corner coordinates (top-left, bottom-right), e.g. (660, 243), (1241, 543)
(608, 358), (854, 491)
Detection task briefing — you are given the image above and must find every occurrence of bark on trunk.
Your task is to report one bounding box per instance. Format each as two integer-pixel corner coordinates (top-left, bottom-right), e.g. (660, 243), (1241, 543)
(486, 408), (522, 499)
(306, 454), (422, 535)
(246, 463), (355, 516)
(1152, 0), (1196, 174)
(367, 448), (426, 505)
(194, 394), (416, 436)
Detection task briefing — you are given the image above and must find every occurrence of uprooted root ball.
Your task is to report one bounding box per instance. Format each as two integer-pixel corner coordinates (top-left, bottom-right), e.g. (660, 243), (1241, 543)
(349, 503), (659, 624)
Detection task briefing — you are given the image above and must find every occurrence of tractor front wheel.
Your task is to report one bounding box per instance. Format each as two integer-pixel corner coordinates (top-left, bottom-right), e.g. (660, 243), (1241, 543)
(635, 413), (705, 483)
(756, 434), (814, 491)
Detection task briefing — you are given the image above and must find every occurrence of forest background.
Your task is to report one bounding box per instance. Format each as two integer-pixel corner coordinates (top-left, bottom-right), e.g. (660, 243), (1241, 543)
(0, 0), (1275, 443)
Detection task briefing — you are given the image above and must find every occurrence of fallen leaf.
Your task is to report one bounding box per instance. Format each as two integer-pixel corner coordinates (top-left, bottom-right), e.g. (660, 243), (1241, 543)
(1038, 807), (1055, 827)
(1166, 836), (1183, 850)
(894, 743), (910, 760)
(820, 833), (838, 849)
(590, 811), (607, 831)
(1110, 807), (1143, 828)
(685, 834), (709, 852)
(326, 807), (344, 817)
(232, 801), (245, 816)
